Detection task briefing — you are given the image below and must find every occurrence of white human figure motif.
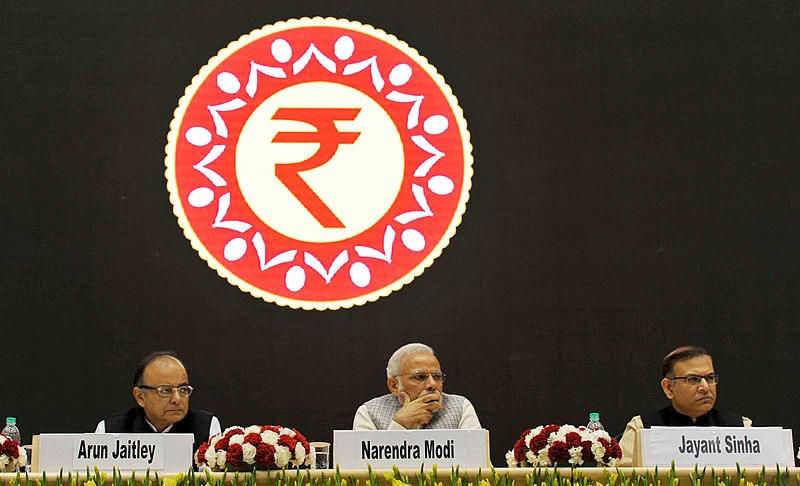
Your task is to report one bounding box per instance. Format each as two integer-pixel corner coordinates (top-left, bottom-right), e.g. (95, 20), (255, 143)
(207, 64), (248, 138)
(394, 184), (433, 224)
(335, 35), (385, 92)
(292, 43), (336, 74)
(304, 251), (349, 284)
(385, 63), (425, 129)
(354, 225), (396, 263)
(251, 232), (297, 271)
(412, 114), (450, 177)
(245, 38), (291, 98)
(184, 126), (228, 187)
(207, 99), (246, 138)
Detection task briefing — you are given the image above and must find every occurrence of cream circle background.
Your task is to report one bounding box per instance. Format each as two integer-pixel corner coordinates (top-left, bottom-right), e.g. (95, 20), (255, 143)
(236, 82), (405, 243)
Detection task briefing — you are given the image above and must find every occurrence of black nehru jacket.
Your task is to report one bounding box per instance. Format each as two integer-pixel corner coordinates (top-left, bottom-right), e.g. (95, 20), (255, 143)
(641, 405), (747, 428)
(102, 407), (214, 452)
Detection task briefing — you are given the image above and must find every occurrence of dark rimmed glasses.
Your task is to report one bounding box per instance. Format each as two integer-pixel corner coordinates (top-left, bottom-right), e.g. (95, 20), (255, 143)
(670, 373), (719, 386)
(396, 372), (446, 384)
(138, 385), (194, 397)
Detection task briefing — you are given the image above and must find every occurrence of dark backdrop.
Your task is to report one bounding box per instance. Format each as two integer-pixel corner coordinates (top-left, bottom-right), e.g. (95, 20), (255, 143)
(3, 1), (799, 467)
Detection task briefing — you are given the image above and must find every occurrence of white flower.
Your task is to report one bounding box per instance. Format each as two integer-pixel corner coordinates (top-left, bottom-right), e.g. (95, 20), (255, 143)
(18, 448), (27, 467)
(0, 435), (6, 445)
(242, 443), (257, 465)
(216, 450), (227, 469)
(204, 446), (217, 468)
(553, 425), (579, 439)
(274, 445), (292, 468)
(0, 455), (8, 470)
(568, 446), (583, 465)
(244, 425), (261, 434)
(537, 447), (551, 466)
(596, 430), (612, 441)
(229, 434), (244, 446)
(592, 441), (606, 463)
(280, 428), (296, 437)
(261, 431), (279, 445)
(294, 442), (306, 465)
(210, 436), (221, 448)
(505, 450), (519, 467)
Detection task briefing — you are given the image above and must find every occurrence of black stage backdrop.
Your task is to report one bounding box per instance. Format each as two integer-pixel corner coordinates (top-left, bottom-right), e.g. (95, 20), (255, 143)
(3, 2), (799, 467)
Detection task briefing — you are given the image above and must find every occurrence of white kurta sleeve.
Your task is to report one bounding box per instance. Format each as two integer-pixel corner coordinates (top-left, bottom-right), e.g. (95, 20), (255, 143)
(458, 399), (482, 429)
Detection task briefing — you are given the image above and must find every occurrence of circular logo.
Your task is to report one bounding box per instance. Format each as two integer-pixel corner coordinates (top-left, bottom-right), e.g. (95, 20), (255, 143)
(165, 17), (472, 310)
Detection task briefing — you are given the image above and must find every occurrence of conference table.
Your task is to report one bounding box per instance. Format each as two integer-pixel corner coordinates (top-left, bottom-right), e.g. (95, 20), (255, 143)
(3, 466), (800, 486)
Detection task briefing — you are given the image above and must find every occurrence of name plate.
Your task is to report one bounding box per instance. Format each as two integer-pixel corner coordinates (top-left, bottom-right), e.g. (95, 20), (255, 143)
(36, 434), (193, 472)
(638, 427), (794, 466)
(333, 429), (489, 469)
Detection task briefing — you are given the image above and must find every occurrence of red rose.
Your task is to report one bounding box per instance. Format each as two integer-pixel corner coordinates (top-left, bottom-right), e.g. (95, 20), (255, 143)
(547, 441), (569, 463)
(610, 439), (622, 458)
(293, 429), (308, 443)
(3, 439), (19, 458)
(278, 434), (298, 451)
(599, 437), (622, 460)
(513, 438), (527, 462)
(262, 425), (281, 434)
(195, 443), (210, 466)
(528, 432), (548, 453)
(542, 424), (561, 437)
(292, 430), (311, 454)
(580, 441), (594, 462)
(224, 428), (244, 440)
(226, 443), (244, 467)
(244, 433), (262, 446)
(565, 432), (581, 448)
(255, 443), (276, 467)
(215, 437), (230, 451)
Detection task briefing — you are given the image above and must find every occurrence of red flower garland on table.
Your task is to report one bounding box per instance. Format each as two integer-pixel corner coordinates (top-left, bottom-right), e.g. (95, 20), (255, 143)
(506, 424), (622, 467)
(195, 425), (314, 470)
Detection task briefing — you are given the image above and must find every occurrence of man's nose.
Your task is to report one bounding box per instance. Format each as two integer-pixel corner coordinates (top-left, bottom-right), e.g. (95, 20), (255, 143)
(169, 389), (182, 402)
(425, 374), (438, 388)
(697, 377), (710, 391)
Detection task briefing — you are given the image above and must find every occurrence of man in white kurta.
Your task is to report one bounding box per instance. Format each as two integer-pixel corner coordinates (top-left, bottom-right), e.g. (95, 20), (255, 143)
(353, 343), (482, 430)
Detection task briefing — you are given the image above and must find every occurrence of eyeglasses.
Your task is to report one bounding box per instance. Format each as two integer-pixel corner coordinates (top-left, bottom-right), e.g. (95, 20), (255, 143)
(138, 385), (194, 397)
(670, 373), (719, 386)
(396, 372), (446, 384)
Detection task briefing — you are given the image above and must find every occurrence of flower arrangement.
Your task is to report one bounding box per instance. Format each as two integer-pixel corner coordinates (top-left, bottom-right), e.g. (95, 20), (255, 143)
(506, 424), (622, 467)
(195, 425), (314, 470)
(0, 433), (27, 472)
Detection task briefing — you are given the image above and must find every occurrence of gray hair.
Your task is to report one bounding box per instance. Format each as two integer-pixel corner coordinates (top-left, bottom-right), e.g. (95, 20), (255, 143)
(386, 343), (435, 378)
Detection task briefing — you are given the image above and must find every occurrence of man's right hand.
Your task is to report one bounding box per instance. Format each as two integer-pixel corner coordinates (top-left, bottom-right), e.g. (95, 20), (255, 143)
(392, 391), (443, 429)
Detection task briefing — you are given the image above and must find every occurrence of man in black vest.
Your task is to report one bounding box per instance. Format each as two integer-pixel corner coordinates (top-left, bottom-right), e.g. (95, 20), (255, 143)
(95, 351), (221, 453)
(619, 345), (751, 465)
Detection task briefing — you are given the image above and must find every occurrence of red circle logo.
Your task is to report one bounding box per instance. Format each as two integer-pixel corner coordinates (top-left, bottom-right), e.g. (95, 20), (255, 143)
(165, 18), (473, 310)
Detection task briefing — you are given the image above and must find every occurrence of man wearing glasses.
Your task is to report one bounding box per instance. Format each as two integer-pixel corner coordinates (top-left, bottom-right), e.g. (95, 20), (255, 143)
(95, 351), (221, 451)
(618, 345), (751, 465)
(353, 343), (481, 430)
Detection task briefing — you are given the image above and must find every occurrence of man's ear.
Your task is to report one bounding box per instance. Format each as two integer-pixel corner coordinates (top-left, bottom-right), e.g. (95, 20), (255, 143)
(387, 377), (399, 396)
(660, 378), (674, 400)
(133, 387), (146, 407)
